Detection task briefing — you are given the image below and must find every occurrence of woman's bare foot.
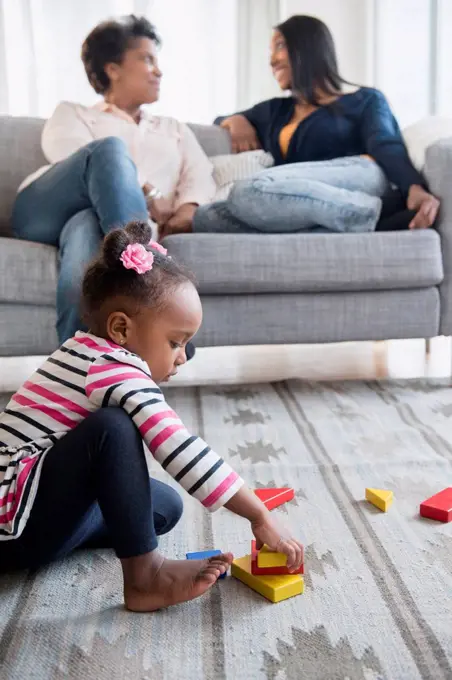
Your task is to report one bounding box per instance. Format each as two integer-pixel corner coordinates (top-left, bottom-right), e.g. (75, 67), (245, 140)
(122, 551), (233, 612)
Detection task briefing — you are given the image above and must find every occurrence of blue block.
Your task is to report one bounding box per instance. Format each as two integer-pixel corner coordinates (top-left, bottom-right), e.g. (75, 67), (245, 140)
(186, 549), (227, 578)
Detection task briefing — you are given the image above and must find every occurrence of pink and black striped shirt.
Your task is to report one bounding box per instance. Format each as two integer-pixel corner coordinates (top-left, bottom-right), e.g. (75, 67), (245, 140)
(0, 332), (243, 540)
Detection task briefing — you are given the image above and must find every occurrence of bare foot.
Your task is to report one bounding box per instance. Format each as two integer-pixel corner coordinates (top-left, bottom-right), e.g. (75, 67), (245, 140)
(123, 552), (233, 612)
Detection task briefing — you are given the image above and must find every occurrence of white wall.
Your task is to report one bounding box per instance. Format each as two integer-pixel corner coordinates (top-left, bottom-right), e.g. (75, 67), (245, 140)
(0, 0), (238, 124)
(435, 0), (452, 116)
(373, 0), (433, 127)
(148, 0), (238, 123)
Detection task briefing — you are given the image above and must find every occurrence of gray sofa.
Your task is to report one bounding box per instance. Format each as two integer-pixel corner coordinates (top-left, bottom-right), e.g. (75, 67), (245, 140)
(1, 114), (451, 357)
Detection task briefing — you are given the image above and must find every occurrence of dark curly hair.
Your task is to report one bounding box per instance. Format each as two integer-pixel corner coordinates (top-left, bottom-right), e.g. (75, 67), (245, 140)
(82, 222), (195, 327)
(81, 15), (160, 95)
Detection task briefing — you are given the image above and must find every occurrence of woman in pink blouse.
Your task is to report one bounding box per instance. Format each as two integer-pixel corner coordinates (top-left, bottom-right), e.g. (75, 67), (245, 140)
(12, 15), (215, 350)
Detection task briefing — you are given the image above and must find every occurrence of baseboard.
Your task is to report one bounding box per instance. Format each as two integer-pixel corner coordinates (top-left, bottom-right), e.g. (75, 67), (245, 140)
(0, 342), (378, 392)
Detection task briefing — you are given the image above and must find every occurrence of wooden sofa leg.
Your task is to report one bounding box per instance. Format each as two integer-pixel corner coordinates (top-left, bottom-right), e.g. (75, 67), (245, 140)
(425, 338), (432, 357)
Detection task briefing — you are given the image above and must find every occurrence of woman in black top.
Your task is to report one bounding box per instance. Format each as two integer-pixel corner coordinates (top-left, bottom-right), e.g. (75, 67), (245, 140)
(183, 15), (439, 236)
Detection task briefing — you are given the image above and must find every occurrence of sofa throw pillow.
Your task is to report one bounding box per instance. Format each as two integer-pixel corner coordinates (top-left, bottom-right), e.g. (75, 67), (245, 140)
(211, 150), (274, 200)
(403, 116), (452, 171)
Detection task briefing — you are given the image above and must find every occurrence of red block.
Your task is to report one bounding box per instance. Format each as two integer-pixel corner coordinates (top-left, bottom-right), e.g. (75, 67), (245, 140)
(254, 487), (294, 510)
(250, 540), (304, 576)
(420, 487), (452, 523)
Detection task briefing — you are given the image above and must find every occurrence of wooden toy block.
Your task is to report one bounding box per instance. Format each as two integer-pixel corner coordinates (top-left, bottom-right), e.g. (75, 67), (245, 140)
(232, 554), (303, 603)
(257, 543), (287, 568)
(254, 487), (295, 511)
(251, 541), (304, 576)
(186, 549), (227, 578)
(420, 487), (452, 523)
(365, 488), (393, 512)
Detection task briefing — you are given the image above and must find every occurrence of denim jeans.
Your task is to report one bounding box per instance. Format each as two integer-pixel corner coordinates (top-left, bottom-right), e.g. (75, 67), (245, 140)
(0, 408), (183, 571)
(194, 156), (389, 234)
(12, 137), (149, 343)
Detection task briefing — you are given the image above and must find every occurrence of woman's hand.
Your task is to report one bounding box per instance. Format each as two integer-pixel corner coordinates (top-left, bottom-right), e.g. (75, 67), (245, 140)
(407, 185), (440, 229)
(220, 115), (261, 154)
(149, 197), (174, 226)
(143, 183), (174, 226)
(251, 512), (304, 572)
(159, 203), (197, 239)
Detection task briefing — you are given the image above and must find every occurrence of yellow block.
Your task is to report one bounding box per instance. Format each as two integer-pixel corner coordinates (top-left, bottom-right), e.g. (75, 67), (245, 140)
(365, 488), (393, 512)
(231, 554), (303, 603)
(257, 544), (287, 568)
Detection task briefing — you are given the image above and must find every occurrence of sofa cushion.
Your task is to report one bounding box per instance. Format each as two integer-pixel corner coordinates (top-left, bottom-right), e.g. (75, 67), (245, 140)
(188, 123), (231, 157)
(0, 237), (57, 305)
(163, 230), (443, 295)
(0, 117), (46, 236)
(211, 150), (273, 200)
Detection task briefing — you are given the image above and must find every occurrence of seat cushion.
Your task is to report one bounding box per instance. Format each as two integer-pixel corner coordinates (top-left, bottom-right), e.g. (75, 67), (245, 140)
(0, 228), (443, 308)
(164, 230), (443, 294)
(0, 237), (57, 305)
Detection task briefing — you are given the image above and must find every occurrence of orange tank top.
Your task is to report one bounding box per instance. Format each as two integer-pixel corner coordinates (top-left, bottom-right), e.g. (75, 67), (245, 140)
(279, 120), (374, 163)
(279, 121), (299, 158)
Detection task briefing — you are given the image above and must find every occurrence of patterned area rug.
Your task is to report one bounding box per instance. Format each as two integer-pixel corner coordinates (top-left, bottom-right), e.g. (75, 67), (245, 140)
(1, 380), (452, 680)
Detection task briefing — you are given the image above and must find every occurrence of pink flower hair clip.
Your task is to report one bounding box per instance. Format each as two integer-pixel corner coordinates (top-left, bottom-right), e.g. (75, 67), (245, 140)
(120, 243), (154, 274)
(148, 240), (168, 256)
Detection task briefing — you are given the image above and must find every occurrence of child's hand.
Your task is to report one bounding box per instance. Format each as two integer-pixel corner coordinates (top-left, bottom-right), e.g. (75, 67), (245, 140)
(223, 486), (303, 572)
(251, 514), (303, 572)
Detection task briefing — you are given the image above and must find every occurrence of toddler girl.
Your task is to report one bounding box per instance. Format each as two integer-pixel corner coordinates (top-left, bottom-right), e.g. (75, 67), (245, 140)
(0, 221), (303, 612)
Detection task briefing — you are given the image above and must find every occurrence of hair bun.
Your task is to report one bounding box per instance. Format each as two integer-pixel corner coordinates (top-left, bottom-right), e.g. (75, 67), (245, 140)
(124, 220), (153, 245)
(102, 221), (152, 269)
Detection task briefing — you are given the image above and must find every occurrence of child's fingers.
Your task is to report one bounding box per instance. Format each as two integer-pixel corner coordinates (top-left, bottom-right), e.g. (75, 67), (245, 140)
(270, 515), (307, 546)
(280, 540), (296, 568)
(281, 539), (303, 570)
(290, 539), (303, 569)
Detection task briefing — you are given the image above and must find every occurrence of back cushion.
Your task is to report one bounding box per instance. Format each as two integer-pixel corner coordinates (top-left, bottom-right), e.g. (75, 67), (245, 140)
(0, 117), (46, 236)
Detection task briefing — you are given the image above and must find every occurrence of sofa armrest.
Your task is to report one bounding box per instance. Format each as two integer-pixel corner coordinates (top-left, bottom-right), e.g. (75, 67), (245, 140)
(424, 137), (452, 335)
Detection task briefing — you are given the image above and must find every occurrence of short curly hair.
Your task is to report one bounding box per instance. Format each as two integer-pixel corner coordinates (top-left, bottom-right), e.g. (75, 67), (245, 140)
(81, 15), (160, 95)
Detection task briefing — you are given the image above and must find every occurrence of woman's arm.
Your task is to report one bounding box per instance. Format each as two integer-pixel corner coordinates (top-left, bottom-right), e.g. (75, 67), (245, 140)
(158, 122), (217, 236)
(217, 99), (276, 153)
(41, 102), (94, 163)
(173, 122), (216, 211)
(361, 90), (440, 228)
(219, 115), (261, 153)
(360, 91), (426, 195)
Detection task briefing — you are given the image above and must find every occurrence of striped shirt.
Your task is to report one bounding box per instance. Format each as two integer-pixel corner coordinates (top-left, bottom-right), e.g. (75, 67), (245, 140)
(0, 332), (243, 540)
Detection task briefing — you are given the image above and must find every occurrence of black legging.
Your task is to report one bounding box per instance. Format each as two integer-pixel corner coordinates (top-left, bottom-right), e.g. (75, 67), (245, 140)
(375, 190), (417, 231)
(0, 408), (183, 571)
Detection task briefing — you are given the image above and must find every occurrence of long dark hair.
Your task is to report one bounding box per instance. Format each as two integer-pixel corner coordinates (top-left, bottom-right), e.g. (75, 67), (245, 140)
(276, 15), (347, 105)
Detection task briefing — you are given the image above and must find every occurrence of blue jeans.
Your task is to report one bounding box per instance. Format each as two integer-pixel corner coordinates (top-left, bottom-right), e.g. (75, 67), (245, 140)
(194, 157), (389, 234)
(0, 408), (183, 571)
(12, 137), (148, 343)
